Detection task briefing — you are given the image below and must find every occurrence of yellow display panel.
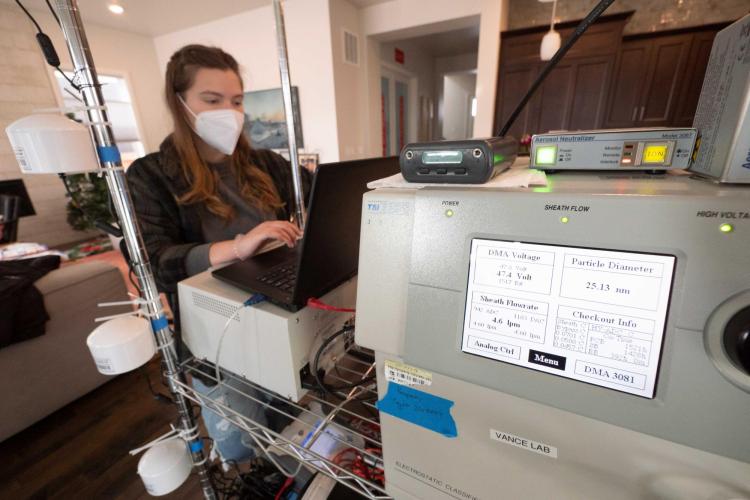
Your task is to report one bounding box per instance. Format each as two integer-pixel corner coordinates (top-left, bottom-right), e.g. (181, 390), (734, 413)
(643, 143), (669, 164)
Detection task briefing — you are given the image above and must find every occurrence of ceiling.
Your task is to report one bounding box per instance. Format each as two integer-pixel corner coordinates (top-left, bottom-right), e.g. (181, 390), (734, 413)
(5, 0), (272, 36)
(6, 0), (398, 37)
(346, 0), (393, 8)
(400, 24), (480, 58)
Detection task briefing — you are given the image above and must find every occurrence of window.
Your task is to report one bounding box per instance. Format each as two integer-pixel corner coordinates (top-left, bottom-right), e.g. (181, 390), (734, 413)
(54, 72), (145, 164)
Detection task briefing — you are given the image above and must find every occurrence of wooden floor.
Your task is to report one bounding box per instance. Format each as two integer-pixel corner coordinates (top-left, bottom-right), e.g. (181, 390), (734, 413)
(0, 359), (203, 499)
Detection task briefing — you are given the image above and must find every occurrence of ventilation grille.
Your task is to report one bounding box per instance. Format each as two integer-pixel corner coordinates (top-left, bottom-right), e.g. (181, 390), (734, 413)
(192, 292), (240, 322)
(343, 29), (359, 66)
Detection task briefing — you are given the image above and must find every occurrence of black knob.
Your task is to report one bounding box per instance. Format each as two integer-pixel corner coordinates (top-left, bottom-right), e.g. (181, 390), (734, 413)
(723, 306), (750, 375)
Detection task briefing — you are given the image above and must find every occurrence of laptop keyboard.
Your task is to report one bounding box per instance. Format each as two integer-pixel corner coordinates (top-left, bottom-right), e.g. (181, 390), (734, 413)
(257, 261), (298, 293)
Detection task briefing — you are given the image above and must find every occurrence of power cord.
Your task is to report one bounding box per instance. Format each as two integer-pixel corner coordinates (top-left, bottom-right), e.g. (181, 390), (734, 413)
(43, 0), (60, 26)
(312, 324), (376, 399)
(214, 293), (266, 384)
(140, 366), (173, 405)
(15, 0), (81, 92)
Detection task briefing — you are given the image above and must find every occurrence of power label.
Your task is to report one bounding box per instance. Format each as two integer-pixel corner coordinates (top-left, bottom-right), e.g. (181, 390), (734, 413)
(385, 359), (432, 386)
(13, 147), (30, 172)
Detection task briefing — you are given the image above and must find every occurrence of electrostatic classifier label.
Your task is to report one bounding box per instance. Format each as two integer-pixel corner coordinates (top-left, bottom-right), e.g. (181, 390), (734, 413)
(461, 239), (676, 398)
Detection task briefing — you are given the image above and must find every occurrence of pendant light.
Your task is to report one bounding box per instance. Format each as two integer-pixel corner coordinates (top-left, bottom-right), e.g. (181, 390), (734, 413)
(540, 0), (561, 61)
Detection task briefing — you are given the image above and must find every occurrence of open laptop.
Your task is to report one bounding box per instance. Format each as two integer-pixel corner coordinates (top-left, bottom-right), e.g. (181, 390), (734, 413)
(211, 156), (399, 311)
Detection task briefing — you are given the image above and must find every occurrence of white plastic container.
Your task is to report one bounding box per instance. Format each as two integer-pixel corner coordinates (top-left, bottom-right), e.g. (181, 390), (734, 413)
(5, 113), (99, 174)
(137, 439), (192, 496)
(87, 316), (156, 375)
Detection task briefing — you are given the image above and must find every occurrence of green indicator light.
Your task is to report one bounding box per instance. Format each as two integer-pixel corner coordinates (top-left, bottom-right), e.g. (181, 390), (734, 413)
(535, 145), (557, 166)
(493, 153), (505, 165)
(445, 209), (454, 218)
(560, 216), (569, 224)
(719, 223), (734, 233)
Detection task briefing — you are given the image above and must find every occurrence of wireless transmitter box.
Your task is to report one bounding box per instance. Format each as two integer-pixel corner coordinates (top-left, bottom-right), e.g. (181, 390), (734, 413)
(400, 137), (518, 184)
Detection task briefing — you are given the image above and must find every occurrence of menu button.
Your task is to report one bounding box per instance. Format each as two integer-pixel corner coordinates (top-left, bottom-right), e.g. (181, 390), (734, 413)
(528, 350), (567, 371)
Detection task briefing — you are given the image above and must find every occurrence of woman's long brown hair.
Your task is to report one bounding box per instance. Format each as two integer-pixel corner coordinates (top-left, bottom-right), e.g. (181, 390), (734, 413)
(165, 44), (283, 220)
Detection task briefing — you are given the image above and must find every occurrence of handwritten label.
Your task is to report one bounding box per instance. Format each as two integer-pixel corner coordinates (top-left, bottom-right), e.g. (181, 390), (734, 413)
(377, 382), (457, 438)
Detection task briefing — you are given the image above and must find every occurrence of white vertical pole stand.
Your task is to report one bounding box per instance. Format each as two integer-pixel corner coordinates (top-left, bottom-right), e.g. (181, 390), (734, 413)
(273, 0), (307, 231)
(53, 1), (216, 498)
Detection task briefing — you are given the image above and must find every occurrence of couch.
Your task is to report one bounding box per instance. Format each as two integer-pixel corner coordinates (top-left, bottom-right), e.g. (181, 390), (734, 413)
(0, 260), (131, 442)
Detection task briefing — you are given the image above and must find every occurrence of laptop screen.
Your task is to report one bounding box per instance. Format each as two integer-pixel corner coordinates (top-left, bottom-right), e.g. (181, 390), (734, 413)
(293, 156), (400, 303)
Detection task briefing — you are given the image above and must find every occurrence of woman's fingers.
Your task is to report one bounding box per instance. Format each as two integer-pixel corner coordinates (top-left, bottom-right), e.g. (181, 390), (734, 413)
(265, 224), (297, 247)
(240, 220), (303, 257)
(264, 221), (302, 245)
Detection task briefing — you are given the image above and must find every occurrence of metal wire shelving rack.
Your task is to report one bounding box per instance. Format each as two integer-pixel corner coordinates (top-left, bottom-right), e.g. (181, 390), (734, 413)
(171, 344), (393, 499)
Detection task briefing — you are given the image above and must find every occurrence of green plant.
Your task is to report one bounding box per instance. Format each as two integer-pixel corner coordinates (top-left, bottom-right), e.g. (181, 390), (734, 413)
(64, 173), (116, 231)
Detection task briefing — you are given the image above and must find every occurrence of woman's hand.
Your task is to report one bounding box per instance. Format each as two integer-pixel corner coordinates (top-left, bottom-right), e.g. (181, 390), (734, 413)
(235, 220), (302, 260)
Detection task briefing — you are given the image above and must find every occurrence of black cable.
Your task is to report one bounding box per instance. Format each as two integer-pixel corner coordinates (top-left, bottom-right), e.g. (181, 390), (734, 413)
(140, 367), (173, 404)
(44, 0), (60, 27)
(63, 86), (84, 103)
(16, 0), (82, 92)
(57, 68), (81, 92)
(128, 267), (142, 296)
(313, 325), (375, 399)
(498, 0), (616, 137)
(15, 0), (41, 32)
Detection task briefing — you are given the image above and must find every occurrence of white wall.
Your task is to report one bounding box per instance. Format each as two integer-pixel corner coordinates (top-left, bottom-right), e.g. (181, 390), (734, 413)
(442, 72), (476, 140)
(362, 0), (483, 39)
(379, 39), (435, 144)
(329, 0), (367, 160)
(359, 0), (508, 153)
(379, 41), (436, 103)
(434, 52), (478, 138)
(474, 0), (509, 137)
(153, 0), (341, 164)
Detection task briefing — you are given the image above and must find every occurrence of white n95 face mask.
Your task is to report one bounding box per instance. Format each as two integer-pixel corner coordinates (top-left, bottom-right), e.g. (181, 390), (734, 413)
(179, 95), (244, 155)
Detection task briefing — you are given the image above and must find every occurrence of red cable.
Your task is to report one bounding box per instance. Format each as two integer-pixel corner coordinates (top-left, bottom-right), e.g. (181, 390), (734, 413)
(307, 297), (355, 313)
(274, 476), (294, 500)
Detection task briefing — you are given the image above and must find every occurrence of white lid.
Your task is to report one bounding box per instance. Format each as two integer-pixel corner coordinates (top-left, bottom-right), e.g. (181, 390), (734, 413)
(6, 113), (85, 132)
(87, 316), (151, 348)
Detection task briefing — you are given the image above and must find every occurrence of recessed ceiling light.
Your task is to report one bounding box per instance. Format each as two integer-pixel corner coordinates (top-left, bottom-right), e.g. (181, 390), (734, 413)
(108, 3), (124, 15)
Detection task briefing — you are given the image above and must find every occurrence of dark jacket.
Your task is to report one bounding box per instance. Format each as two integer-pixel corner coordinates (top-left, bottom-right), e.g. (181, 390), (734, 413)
(0, 255), (60, 349)
(126, 136), (311, 293)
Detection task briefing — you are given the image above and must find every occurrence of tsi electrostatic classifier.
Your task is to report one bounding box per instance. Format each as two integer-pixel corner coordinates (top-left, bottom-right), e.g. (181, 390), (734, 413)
(355, 173), (750, 500)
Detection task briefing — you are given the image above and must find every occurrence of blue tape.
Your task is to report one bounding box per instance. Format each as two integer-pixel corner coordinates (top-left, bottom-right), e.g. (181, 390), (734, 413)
(97, 145), (121, 164)
(150, 315), (169, 331)
(189, 440), (203, 453)
(376, 381), (457, 438)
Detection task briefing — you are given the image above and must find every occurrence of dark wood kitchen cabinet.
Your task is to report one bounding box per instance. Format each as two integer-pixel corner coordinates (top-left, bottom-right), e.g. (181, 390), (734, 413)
(495, 13), (729, 137)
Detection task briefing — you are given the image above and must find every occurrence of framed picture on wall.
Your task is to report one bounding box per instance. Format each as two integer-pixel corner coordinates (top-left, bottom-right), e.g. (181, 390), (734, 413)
(242, 87), (304, 150)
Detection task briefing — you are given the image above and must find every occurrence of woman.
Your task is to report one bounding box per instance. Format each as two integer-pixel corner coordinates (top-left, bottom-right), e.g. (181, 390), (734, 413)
(127, 44), (309, 294)
(127, 44), (310, 463)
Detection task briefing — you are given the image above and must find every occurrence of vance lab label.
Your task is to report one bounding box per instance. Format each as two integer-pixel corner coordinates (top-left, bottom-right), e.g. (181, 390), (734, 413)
(490, 429), (558, 459)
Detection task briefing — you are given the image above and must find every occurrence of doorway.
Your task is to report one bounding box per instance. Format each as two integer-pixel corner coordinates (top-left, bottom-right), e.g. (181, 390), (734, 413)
(380, 66), (412, 156)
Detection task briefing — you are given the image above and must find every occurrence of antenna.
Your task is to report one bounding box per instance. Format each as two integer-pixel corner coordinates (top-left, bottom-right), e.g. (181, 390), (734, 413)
(498, 0), (615, 137)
